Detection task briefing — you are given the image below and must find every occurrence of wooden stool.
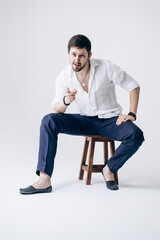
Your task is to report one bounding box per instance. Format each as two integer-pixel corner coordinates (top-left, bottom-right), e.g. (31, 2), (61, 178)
(78, 135), (118, 185)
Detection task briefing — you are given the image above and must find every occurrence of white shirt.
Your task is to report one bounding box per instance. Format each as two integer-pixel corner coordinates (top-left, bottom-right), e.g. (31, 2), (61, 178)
(52, 58), (139, 118)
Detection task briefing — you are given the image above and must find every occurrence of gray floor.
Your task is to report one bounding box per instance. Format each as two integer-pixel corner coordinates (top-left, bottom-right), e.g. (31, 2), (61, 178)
(1, 155), (160, 240)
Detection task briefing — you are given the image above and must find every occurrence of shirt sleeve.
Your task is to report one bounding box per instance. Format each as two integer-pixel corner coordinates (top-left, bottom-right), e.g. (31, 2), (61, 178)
(108, 60), (139, 91)
(51, 72), (68, 107)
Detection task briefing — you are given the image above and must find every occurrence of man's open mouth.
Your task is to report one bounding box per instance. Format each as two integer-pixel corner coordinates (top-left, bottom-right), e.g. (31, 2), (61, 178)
(74, 63), (81, 67)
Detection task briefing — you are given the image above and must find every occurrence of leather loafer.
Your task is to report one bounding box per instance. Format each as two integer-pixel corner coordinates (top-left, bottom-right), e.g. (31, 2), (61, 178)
(19, 185), (52, 195)
(102, 169), (119, 190)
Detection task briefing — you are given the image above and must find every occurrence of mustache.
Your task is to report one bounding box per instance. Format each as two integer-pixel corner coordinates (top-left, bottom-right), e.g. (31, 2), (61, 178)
(74, 62), (81, 65)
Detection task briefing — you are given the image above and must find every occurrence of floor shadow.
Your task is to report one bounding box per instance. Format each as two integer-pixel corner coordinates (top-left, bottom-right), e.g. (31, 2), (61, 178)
(86, 178), (160, 191)
(119, 182), (160, 190)
(52, 176), (160, 191)
(53, 179), (84, 191)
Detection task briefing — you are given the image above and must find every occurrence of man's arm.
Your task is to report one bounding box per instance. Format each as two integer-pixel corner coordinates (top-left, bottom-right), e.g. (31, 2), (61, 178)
(116, 86), (140, 125)
(53, 101), (68, 113)
(52, 88), (77, 113)
(129, 86), (140, 114)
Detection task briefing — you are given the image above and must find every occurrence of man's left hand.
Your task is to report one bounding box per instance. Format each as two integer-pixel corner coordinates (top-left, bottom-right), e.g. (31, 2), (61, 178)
(116, 114), (135, 125)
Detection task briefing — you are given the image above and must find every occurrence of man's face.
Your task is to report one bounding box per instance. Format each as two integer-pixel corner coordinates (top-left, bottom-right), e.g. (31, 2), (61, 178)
(68, 47), (92, 72)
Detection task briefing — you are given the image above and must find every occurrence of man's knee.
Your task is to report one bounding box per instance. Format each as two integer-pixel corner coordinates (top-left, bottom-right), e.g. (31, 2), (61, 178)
(131, 127), (145, 146)
(41, 113), (54, 124)
(40, 113), (62, 131)
(41, 113), (61, 124)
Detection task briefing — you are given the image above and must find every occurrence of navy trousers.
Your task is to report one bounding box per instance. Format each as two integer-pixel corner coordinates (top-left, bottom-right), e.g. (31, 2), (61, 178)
(36, 113), (145, 177)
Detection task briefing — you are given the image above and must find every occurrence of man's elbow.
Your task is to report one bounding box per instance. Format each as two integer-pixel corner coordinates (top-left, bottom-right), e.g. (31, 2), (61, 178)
(52, 105), (59, 113)
(52, 103), (58, 113)
(52, 109), (59, 113)
(52, 102), (66, 113)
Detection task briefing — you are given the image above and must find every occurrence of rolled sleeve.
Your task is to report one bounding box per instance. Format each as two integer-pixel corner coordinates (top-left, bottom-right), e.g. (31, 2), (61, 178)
(119, 73), (139, 91)
(109, 61), (139, 91)
(52, 72), (68, 107)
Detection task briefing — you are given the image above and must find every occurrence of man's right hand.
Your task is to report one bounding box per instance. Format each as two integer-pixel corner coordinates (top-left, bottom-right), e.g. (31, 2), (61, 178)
(65, 88), (77, 105)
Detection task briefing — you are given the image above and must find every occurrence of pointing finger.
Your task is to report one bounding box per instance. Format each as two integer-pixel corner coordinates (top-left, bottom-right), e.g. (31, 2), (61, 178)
(67, 88), (70, 93)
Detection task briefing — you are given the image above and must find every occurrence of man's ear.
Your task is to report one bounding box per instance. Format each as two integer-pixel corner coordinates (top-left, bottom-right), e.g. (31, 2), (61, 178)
(89, 52), (92, 58)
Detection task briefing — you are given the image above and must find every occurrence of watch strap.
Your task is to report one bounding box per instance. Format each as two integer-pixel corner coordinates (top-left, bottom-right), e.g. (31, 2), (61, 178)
(128, 112), (136, 120)
(63, 96), (70, 106)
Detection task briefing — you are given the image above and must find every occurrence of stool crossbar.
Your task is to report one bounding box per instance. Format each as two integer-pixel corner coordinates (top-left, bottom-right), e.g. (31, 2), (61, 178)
(78, 135), (119, 185)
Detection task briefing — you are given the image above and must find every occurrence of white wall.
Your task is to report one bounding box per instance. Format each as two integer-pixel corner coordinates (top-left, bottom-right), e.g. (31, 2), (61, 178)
(1, 0), (160, 175)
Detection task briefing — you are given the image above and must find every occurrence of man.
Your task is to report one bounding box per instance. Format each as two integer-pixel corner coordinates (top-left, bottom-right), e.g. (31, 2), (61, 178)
(20, 34), (145, 194)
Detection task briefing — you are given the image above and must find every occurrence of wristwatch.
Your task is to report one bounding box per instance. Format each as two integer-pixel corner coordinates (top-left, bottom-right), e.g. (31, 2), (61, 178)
(63, 96), (70, 106)
(128, 112), (136, 121)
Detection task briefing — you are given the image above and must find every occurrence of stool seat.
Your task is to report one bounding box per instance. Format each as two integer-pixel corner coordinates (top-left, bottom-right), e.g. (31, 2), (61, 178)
(78, 135), (118, 185)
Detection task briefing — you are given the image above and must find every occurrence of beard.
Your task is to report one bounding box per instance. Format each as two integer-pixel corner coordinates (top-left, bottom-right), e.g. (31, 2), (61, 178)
(72, 60), (88, 72)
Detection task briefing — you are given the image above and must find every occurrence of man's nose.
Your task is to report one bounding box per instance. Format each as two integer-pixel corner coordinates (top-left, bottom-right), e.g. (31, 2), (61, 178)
(75, 56), (80, 62)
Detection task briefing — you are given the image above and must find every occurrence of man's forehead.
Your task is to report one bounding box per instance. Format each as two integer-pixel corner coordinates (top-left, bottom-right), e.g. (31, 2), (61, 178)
(70, 47), (87, 54)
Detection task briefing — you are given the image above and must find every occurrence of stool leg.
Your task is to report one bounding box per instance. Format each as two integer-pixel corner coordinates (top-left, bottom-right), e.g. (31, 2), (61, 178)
(79, 138), (89, 180)
(109, 141), (119, 185)
(103, 140), (108, 166)
(86, 138), (95, 185)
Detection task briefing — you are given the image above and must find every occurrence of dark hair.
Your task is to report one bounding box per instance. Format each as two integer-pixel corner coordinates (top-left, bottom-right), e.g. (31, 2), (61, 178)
(68, 34), (91, 55)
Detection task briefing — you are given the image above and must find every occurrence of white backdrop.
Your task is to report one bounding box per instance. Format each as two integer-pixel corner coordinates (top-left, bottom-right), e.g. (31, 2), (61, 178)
(1, 0), (160, 239)
(1, 0), (160, 178)
(1, 0), (160, 170)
